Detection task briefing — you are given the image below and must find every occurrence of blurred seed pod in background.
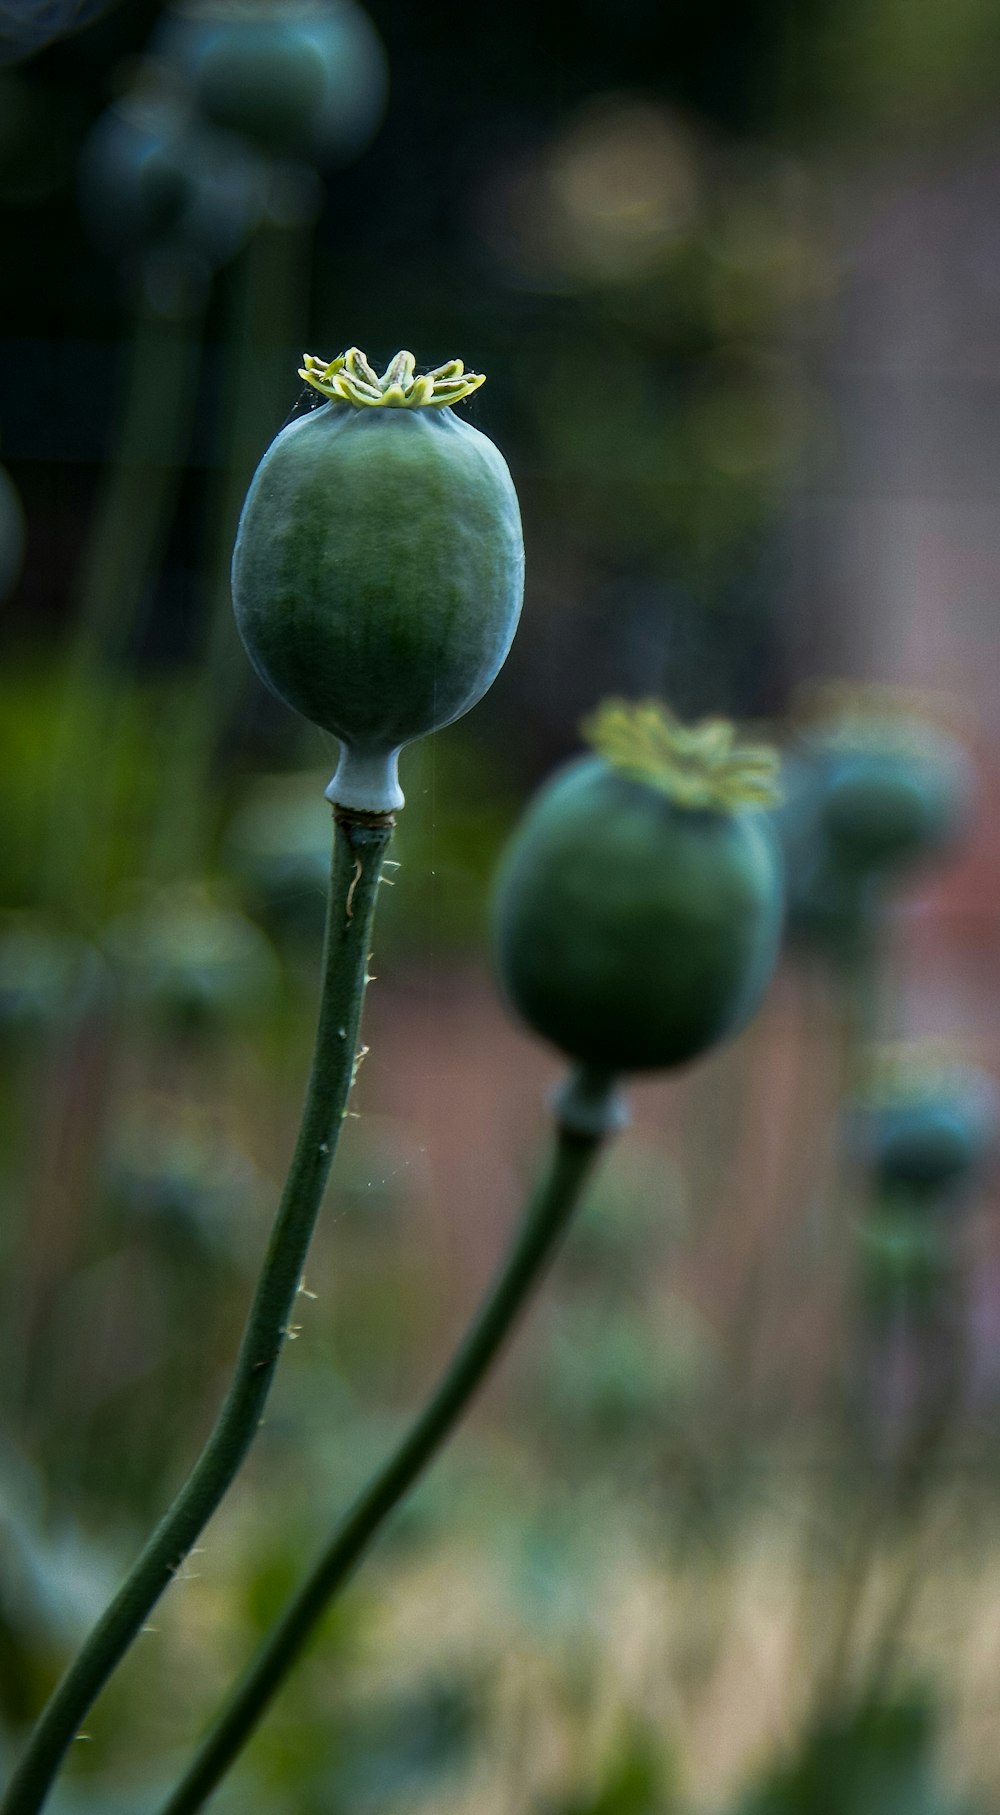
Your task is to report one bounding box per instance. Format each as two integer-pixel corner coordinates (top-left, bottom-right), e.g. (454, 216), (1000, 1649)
(103, 884), (279, 1033)
(815, 730), (969, 879)
(225, 771), (332, 943)
(0, 919), (101, 1042)
(0, 463), (25, 606)
(776, 688), (973, 964)
(104, 1092), (261, 1257)
(155, 0), (388, 167)
(491, 700), (784, 1077)
(79, 80), (264, 300)
(851, 1044), (999, 1209)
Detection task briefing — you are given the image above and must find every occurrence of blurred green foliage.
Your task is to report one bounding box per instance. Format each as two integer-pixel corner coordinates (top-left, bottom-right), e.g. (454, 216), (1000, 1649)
(732, 1694), (974, 1815)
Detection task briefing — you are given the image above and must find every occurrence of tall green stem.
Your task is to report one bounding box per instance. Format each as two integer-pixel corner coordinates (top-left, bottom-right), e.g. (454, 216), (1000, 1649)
(0, 812), (392, 1815)
(158, 1102), (612, 1815)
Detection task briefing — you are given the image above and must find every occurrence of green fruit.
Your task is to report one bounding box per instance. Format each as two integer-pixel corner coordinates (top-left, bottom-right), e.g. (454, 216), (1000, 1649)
(0, 921), (98, 1035)
(105, 886), (279, 1032)
(776, 705), (971, 966)
(491, 701), (784, 1075)
(80, 89), (261, 274)
(158, 0), (388, 164)
(790, 699), (971, 883)
(821, 739), (967, 873)
(232, 349), (524, 813)
(855, 1055), (998, 1202)
(874, 1100), (993, 1197)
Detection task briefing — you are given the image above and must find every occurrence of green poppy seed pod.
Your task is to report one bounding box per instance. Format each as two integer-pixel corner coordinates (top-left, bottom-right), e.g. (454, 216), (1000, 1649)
(793, 690), (972, 882)
(0, 921), (99, 1039)
(108, 1098), (250, 1254)
(853, 1046), (998, 1205)
(157, 0), (388, 165)
(820, 735), (969, 875)
(80, 88), (262, 277)
(226, 770), (331, 939)
(232, 348), (524, 814)
(491, 700), (784, 1078)
(105, 886), (279, 1033)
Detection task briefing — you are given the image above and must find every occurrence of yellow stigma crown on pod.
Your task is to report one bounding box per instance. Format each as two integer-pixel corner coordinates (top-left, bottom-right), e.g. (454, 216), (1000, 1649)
(583, 698), (782, 811)
(299, 347), (486, 409)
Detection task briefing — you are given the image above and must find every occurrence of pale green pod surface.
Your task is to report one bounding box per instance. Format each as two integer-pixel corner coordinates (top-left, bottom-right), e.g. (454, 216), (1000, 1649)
(232, 349), (524, 812)
(491, 702), (784, 1076)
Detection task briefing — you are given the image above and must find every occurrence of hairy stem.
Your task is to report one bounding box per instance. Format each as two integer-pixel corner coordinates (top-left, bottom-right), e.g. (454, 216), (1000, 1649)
(0, 813), (392, 1815)
(158, 1102), (612, 1813)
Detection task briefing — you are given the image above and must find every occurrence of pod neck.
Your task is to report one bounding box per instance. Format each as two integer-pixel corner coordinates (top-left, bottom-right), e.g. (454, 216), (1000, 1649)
(326, 745), (404, 815)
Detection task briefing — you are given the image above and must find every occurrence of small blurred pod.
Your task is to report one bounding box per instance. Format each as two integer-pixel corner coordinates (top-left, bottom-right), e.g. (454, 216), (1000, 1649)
(851, 1045), (998, 1330)
(225, 770), (332, 945)
(776, 687), (973, 965)
(852, 1044), (999, 1213)
(102, 883), (280, 1035)
(155, 0), (388, 167)
(103, 1091), (261, 1261)
(0, 918), (102, 1047)
(79, 80), (265, 301)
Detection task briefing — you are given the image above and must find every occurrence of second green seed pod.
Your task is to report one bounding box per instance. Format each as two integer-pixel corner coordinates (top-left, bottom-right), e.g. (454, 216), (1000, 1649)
(491, 702), (784, 1077)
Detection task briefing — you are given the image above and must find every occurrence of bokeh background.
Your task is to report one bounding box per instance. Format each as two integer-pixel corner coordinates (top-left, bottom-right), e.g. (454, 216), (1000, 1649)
(3, 0), (1000, 1809)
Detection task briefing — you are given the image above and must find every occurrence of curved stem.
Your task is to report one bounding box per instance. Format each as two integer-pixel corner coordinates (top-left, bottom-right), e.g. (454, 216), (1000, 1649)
(158, 1104), (612, 1814)
(0, 812), (392, 1815)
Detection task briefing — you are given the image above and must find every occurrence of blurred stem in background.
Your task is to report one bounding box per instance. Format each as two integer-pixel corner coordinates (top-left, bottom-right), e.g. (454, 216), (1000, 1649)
(158, 1080), (616, 1815)
(0, 810), (390, 1815)
(814, 1257), (966, 1715)
(10, 195), (316, 1465)
(799, 1041), (996, 1720)
(40, 283), (206, 920)
(147, 195), (318, 884)
(4, 284), (203, 1430)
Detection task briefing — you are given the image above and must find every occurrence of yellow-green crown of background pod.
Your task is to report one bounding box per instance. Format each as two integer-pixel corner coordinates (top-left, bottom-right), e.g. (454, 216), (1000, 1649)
(491, 699), (784, 1076)
(231, 350), (524, 813)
